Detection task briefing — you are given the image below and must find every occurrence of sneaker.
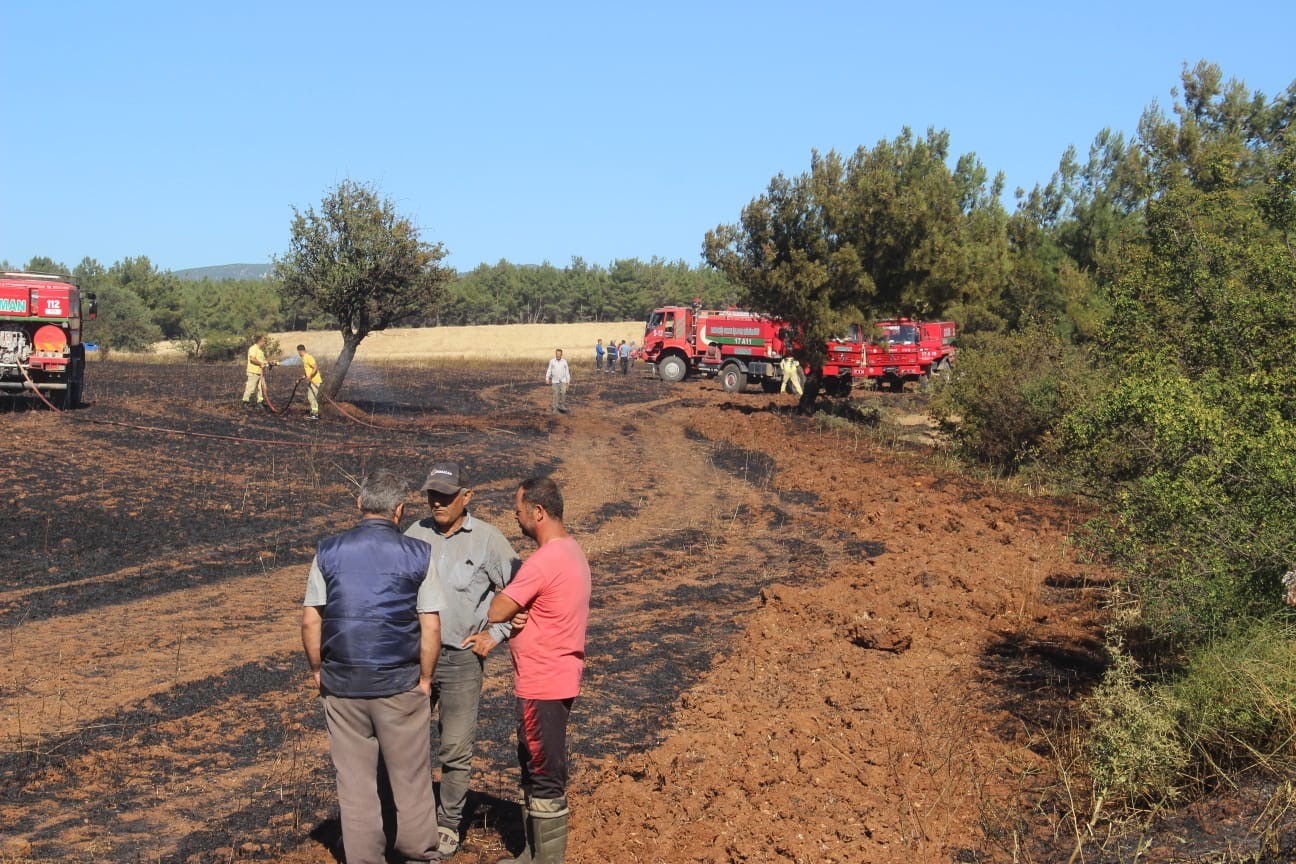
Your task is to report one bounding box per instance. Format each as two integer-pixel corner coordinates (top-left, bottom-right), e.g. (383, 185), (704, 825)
(307, 413), (319, 421)
(437, 826), (459, 856)
(241, 401), (253, 410)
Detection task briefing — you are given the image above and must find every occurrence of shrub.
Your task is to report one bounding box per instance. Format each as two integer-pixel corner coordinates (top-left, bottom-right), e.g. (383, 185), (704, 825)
(1083, 649), (1189, 807)
(1084, 620), (1296, 815)
(186, 334), (246, 362)
(1062, 366), (1296, 649)
(1172, 620), (1296, 771)
(929, 320), (1101, 471)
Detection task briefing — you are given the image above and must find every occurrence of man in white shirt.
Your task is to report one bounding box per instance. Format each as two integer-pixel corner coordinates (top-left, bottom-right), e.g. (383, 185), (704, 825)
(545, 348), (571, 414)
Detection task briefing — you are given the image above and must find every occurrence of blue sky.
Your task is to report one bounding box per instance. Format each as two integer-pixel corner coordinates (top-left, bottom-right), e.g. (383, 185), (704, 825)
(2, 1), (1292, 274)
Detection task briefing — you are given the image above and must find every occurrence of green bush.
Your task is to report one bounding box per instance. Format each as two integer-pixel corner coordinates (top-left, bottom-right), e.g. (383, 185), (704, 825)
(929, 320), (1101, 471)
(1172, 620), (1296, 769)
(1085, 621), (1296, 812)
(1084, 649), (1189, 807)
(187, 334), (246, 362)
(1062, 366), (1296, 649)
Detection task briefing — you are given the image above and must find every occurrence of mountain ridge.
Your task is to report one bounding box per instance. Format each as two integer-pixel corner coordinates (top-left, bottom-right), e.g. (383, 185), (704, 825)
(174, 263), (273, 281)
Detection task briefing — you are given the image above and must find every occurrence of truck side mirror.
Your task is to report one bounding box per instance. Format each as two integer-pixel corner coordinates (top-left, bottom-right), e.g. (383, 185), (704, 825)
(85, 292), (98, 320)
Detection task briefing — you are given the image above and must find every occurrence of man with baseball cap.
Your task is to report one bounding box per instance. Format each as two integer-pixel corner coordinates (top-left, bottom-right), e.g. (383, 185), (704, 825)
(405, 461), (521, 857)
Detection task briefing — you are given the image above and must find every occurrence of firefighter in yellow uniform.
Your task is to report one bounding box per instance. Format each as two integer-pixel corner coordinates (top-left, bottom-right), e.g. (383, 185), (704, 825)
(297, 344), (322, 420)
(242, 335), (272, 409)
(779, 355), (803, 396)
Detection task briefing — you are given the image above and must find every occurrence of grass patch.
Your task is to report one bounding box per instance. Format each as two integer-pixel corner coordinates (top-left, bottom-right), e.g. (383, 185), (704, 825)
(1084, 620), (1296, 814)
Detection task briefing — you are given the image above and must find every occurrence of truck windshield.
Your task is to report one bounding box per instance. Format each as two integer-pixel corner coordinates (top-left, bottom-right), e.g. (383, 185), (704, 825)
(886, 325), (919, 344)
(646, 312), (665, 329)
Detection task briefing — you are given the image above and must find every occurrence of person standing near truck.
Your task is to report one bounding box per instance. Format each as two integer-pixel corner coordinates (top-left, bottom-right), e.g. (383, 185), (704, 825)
(489, 477), (591, 864)
(594, 339), (604, 372)
(404, 461), (520, 857)
(241, 334), (272, 410)
(297, 344), (323, 420)
(780, 355), (804, 396)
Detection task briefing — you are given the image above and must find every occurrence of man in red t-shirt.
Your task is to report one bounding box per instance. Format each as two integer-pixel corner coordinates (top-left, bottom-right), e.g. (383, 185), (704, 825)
(489, 477), (591, 864)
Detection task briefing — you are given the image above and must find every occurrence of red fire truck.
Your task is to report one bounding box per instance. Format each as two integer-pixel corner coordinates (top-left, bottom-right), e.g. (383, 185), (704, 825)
(641, 302), (795, 392)
(0, 272), (98, 408)
(824, 318), (957, 392)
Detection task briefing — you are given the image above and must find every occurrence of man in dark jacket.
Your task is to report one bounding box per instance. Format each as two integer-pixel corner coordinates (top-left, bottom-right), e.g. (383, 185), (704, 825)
(302, 469), (446, 864)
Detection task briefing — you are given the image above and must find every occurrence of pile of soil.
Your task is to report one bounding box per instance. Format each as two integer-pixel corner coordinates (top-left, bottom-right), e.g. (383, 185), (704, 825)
(1, 360), (1289, 863)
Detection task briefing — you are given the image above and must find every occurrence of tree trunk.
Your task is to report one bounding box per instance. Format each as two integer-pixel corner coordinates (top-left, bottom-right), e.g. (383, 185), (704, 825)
(322, 331), (364, 401)
(796, 367), (822, 416)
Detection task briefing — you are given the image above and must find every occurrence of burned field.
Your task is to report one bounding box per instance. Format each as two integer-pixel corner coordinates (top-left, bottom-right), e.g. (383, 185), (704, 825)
(3, 358), (1277, 864)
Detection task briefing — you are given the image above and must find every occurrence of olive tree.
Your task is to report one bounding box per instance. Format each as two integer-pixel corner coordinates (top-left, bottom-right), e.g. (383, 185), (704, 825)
(275, 180), (452, 399)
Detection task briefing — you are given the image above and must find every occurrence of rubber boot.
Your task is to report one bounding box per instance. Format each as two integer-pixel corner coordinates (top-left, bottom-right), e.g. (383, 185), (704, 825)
(528, 797), (569, 864)
(496, 797), (534, 864)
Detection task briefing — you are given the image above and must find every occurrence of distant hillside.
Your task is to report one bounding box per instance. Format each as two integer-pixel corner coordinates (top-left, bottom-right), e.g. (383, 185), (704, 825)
(174, 263), (274, 281)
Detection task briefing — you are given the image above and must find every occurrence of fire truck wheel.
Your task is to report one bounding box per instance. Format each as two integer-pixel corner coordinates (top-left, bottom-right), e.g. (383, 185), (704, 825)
(719, 365), (747, 393)
(823, 376), (849, 398)
(59, 360), (84, 409)
(658, 355), (687, 383)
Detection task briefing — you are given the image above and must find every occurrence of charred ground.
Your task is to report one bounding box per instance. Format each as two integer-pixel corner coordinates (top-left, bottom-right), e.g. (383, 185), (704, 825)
(2, 360), (1290, 863)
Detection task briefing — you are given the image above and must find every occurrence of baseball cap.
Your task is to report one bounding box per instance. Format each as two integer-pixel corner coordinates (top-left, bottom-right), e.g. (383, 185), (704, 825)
(420, 462), (465, 494)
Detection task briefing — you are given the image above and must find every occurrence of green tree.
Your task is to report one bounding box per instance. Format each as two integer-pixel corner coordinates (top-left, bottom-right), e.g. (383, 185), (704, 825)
(24, 255), (70, 274)
(274, 180), (452, 399)
(108, 256), (184, 337)
(1058, 64), (1296, 654)
(1001, 129), (1143, 341)
(177, 279), (282, 360)
(1259, 130), (1296, 256)
(705, 128), (1009, 412)
(82, 283), (162, 354)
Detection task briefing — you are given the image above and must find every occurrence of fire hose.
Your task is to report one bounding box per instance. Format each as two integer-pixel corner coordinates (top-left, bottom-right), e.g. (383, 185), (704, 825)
(257, 365), (303, 415)
(259, 364), (387, 428)
(15, 362), (61, 411)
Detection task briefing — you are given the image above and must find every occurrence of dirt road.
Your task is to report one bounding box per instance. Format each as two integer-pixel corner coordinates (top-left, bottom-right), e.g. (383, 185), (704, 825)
(3, 359), (1113, 862)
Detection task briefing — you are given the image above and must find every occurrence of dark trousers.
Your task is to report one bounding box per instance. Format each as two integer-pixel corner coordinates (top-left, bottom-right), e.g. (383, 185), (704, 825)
(515, 697), (574, 800)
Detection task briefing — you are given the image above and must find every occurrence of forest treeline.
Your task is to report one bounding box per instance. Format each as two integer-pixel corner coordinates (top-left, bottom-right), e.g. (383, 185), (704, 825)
(0, 254), (742, 360)
(8, 60), (1296, 832)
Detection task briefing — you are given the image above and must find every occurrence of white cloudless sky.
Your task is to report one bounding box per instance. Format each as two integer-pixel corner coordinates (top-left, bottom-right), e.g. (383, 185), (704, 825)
(2, 0), (1292, 273)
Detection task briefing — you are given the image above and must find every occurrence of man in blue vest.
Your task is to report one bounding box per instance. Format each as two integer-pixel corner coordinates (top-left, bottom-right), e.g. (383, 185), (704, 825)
(302, 469), (447, 864)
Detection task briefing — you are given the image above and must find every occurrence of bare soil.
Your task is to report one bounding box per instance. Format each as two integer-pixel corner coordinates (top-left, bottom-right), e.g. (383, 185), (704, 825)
(2, 359), (1291, 863)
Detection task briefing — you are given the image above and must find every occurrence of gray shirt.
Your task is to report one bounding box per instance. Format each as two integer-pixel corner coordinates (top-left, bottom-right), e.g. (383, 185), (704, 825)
(404, 513), (520, 647)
